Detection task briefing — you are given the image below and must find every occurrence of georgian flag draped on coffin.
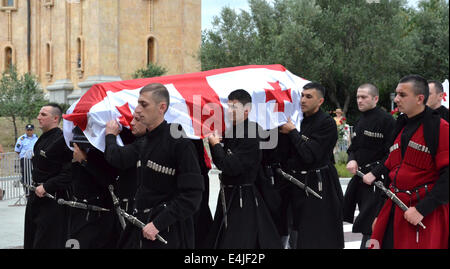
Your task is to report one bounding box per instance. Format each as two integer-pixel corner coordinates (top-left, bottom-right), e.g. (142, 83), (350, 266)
(62, 64), (309, 152)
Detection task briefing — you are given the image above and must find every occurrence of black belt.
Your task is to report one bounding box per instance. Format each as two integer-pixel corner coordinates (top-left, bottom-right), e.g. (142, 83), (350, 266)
(292, 165), (329, 192)
(223, 183), (253, 188)
(391, 182), (433, 207)
(291, 164), (329, 175)
(359, 161), (380, 173)
(392, 182), (432, 196)
(133, 202), (167, 215)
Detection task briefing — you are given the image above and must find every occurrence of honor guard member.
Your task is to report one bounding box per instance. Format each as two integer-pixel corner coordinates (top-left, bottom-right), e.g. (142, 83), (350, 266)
(68, 127), (119, 249)
(24, 104), (73, 249)
(343, 83), (395, 248)
(120, 83), (204, 249)
(261, 131), (305, 249)
(427, 80), (449, 122)
(15, 124), (38, 191)
(280, 82), (344, 249)
(204, 89), (281, 249)
(190, 139), (214, 247)
(364, 75), (449, 249)
(105, 117), (147, 215)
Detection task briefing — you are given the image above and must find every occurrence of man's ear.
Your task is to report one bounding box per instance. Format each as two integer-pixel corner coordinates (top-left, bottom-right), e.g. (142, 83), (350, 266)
(244, 103), (252, 113)
(318, 97), (325, 106)
(160, 102), (168, 114)
(417, 94), (425, 105)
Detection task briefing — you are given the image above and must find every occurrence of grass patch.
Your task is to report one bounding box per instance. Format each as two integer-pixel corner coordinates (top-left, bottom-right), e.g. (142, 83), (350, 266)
(335, 163), (353, 178)
(334, 150), (352, 178)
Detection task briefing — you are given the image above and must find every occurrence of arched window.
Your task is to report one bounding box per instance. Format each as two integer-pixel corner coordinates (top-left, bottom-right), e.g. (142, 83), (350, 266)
(46, 43), (51, 73)
(147, 37), (155, 65)
(45, 42), (53, 81)
(76, 38), (82, 69)
(4, 46), (12, 71)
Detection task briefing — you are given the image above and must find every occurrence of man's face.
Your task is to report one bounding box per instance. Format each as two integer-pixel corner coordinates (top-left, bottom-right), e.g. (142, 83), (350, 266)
(357, 87), (378, 112)
(227, 100), (249, 125)
(394, 82), (424, 117)
(426, 83), (442, 109)
(26, 129), (34, 137)
(135, 91), (165, 129)
(37, 106), (58, 132)
(301, 89), (323, 116)
(130, 116), (146, 137)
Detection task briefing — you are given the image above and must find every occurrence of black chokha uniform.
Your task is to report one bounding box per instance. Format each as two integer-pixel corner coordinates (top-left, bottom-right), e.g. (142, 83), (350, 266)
(204, 119), (282, 249)
(260, 132), (298, 247)
(69, 145), (119, 249)
(286, 109), (344, 249)
(24, 128), (73, 249)
(119, 121), (204, 249)
(434, 105), (449, 123)
(104, 131), (143, 214)
(343, 106), (395, 247)
(190, 139), (214, 247)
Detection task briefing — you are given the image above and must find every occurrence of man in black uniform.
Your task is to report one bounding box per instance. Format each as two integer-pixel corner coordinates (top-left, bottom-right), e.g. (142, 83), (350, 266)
(189, 139), (214, 247)
(427, 80), (449, 122)
(204, 89), (281, 249)
(260, 131), (300, 249)
(105, 116), (147, 215)
(343, 83), (395, 248)
(24, 103), (73, 249)
(68, 127), (119, 249)
(120, 83), (204, 249)
(280, 82), (344, 249)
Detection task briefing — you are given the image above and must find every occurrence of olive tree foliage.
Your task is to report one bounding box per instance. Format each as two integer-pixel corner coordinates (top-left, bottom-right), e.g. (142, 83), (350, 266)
(409, 0), (449, 81)
(0, 66), (46, 143)
(132, 63), (168, 79)
(200, 0), (448, 122)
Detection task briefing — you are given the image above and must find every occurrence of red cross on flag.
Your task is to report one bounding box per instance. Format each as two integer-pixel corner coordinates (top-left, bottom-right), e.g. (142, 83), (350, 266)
(63, 64), (309, 151)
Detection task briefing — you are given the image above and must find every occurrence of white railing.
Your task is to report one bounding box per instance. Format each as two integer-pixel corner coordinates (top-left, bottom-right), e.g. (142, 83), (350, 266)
(0, 152), (32, 204)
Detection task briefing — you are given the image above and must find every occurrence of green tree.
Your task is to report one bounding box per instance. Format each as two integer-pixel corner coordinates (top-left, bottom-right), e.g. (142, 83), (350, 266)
(409, 0), (449, 80)
(311, 0), (418, 119)
(200, 0), (443, 123)
(132, 63), (168, 79)
(0, 66), (46, 144)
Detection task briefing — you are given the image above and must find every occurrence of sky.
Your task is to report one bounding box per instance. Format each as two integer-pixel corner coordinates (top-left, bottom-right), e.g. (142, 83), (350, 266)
(201, 0), (421, 31)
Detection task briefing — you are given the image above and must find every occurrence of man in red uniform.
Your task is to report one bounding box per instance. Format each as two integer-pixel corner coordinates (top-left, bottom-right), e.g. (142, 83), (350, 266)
(363, 75), (449, 249)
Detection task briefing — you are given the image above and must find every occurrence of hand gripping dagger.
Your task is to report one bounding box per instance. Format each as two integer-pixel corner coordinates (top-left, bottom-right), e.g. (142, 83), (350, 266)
(24, 183), (56, 200)
(373, 181), (426, 230)
(116, 207), (168, 245)
(108, 185), (127, 230)
(275, 168), (323, 200)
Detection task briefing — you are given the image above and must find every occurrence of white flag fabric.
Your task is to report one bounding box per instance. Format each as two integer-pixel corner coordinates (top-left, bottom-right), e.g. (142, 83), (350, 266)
(442, 79), (449, 109)
(63, 64), (309, 152)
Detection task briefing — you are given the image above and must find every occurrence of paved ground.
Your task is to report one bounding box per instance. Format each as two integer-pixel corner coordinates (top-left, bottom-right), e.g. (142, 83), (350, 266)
(0, 171), (360, 249)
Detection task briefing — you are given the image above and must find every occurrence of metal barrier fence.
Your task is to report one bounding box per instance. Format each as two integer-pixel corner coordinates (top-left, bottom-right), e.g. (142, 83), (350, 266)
(0, 152), (32, 203)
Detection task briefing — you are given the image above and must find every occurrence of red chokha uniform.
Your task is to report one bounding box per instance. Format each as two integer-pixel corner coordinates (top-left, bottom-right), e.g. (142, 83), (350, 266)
(371, 108), (449, 249)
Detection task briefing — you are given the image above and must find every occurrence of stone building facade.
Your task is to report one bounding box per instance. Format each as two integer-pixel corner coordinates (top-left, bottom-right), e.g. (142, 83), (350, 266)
(0, 0), (201, 104)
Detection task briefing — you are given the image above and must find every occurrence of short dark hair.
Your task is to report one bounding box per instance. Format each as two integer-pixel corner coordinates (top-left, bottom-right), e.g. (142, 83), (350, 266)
(399, 75), (429, 104)
(358, 83), (379, 97)
(140, 83), (170, 112)
(228, 89), (252, 106)
(303, 82), (326, 98)
(428, 80), (444, 93)
(44, 103), (63, 123)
